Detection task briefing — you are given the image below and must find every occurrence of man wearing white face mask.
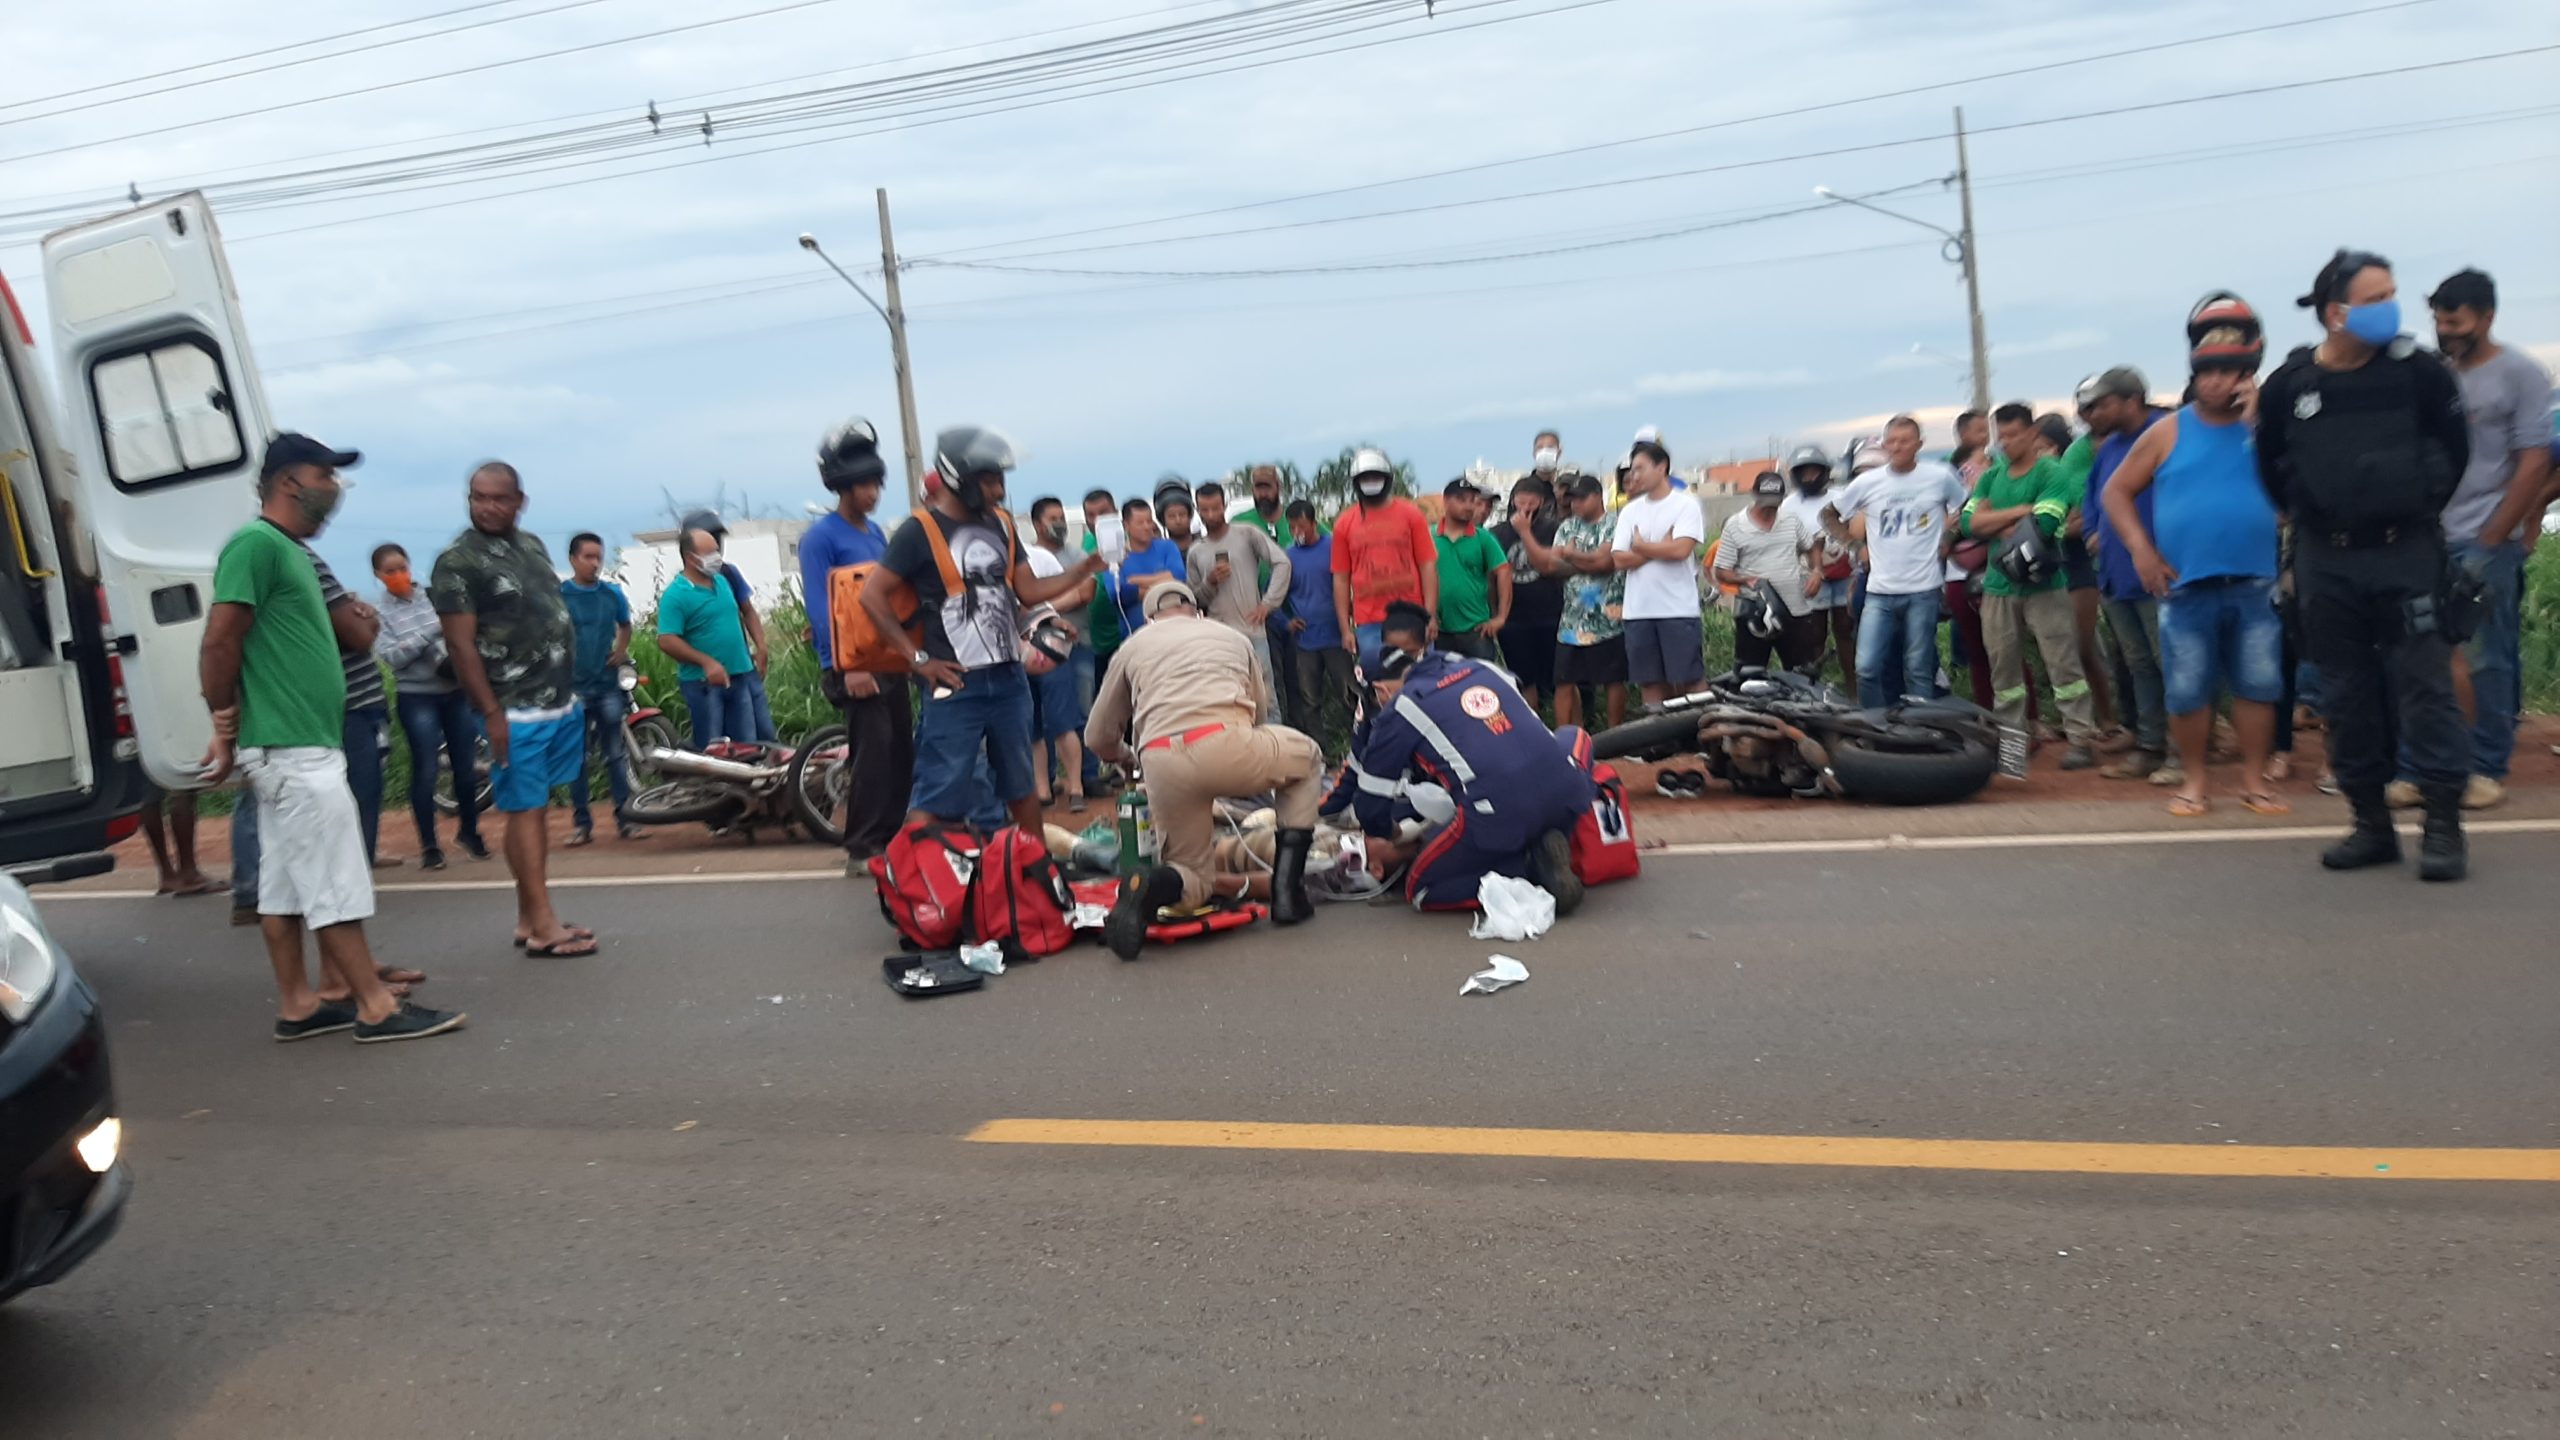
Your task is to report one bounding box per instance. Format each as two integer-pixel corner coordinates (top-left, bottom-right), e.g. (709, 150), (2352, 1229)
(1530, 428), (1563, 480)
(656, 527), (758, 748)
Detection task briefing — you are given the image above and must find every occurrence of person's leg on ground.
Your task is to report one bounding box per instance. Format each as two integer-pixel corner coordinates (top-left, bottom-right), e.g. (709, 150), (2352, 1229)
(1896, 592), (1941, 708)
(2158, 587), (2220, 812)
(1852, 602), (1894, 709)
(2072, 585), (2116, 731)
(343, 703), (386, 864)
(493, 711), (590, 951)
(441, 690), (487, 855)
(595, 685), (634, 827)
(1291, 642), (1325, 738)
(228, 792), (261, 919)
(2382, 553), (2471, 878)
(1265, 614), (1299, 734)
(2024, 589), (2098, 760)
(2100, 597), (2169, 776)
(136, 791), (179, 890)
(2454, 541), (2523, 797)
(735, 669), (777, 743)
(2299, 549), (2400, 868)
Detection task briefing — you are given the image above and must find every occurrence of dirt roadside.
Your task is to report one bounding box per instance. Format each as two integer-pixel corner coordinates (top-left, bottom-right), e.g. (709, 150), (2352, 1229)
(67, 715), (2560, 894)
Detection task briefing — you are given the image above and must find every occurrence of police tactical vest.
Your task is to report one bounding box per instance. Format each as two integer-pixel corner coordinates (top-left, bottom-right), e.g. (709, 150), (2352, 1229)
(2272, 341), (2458, 534)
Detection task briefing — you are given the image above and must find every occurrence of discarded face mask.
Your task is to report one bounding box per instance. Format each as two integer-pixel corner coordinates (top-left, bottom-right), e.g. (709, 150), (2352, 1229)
(1468, 875), (1556, 942)
(960, 941), (1006, 975)
(1461, 954), (1529, 996)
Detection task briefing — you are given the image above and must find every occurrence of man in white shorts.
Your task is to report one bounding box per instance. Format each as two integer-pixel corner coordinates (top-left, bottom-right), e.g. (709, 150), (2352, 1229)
(201, 434), (467, 1044)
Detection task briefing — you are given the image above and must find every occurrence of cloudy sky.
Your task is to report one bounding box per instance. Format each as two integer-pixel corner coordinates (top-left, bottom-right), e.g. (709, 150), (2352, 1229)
(5, 0), (2554, 584)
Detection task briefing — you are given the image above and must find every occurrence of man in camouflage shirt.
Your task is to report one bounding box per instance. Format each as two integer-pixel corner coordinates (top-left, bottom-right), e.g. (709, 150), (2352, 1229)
(431, 461), (595, 956)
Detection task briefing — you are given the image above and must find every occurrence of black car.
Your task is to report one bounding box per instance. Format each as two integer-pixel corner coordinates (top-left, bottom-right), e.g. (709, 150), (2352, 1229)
(0, 857), (128, 1305)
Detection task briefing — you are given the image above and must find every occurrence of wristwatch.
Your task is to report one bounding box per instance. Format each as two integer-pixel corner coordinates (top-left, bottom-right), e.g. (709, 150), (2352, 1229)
(909, 650), (930, 669)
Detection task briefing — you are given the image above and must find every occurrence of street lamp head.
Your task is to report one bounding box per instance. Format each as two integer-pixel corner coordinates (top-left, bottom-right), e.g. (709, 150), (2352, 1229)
(797, 232), (819, 251)
(1812, 186), (1836, 199)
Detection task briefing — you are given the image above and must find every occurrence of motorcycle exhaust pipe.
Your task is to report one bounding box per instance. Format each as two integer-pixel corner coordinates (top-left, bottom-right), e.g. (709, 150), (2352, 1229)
(642, 747), (778, 783)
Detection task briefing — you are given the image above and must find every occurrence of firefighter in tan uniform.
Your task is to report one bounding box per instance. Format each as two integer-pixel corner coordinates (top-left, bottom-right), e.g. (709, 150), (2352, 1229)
(1084, 582), (1324, 958)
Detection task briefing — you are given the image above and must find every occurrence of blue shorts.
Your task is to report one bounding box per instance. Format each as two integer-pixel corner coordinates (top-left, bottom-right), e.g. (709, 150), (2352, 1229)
(1623, 615), (1705, 689)
(1805, 576), (1852, 611)
(2159, 577), (2283, 716)
(909, 664), (1037, 822)
(1029, 658), (1085, 742)
(491, 708), (584, 812)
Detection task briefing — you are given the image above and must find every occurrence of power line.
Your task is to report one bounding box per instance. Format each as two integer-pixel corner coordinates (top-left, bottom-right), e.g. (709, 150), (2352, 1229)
(910, 48), (2560, 277)
(927, 0), (2456, 259)
(0, 0), (551, 113)
(0, 0), (853, 166)
(0, 0), (634, 128)
(204, 0), (1608, 245)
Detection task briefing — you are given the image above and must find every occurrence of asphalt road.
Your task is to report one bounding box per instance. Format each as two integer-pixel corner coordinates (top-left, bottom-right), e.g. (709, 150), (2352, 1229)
(6, 830), (2557, 1438)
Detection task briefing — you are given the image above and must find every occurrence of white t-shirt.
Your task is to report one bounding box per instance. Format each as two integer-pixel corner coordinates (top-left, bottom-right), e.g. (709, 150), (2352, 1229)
(1828, 461), (1967, 597)
(1609, 488), (1707, 620)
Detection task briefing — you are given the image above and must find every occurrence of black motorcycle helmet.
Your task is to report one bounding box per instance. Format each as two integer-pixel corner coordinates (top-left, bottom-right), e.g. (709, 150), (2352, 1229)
(932, 424), (1017, 516)
(1735, 579), (1786, 641)
(1994, 521), (2060, 588)
(1784, 442), (1832, 489)
(817, 416), (886, 493)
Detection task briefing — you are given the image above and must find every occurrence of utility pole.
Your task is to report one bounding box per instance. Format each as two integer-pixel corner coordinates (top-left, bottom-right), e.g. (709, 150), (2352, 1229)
(1953, 107), (1992, 418)
(876, 188), (926, 512)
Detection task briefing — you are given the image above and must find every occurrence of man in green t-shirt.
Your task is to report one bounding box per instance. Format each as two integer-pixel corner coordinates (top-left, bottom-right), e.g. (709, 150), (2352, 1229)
(1432, 476), (1511, 661)
(1958, 404), (2100, 768)
(201, 433), (465, 1045)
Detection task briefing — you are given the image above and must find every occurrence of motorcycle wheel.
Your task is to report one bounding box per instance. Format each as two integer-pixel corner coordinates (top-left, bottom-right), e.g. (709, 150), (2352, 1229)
(626, 716), (681, 786)
(787, 724), (851, 846)
(1588, 709), (1707, 762)
(1826, 731), (1998, 806)
(625, 778), (746, 826)
(432, 735), (497, 816)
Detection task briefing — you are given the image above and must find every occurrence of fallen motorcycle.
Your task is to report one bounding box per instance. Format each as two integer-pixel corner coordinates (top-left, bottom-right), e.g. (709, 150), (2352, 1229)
(624, 737), (817, 842)
(1591, 667), (2001, 806)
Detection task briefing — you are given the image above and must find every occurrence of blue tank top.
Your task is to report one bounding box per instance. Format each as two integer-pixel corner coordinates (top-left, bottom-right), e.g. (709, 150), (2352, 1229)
(2153, 404), (2278, 587)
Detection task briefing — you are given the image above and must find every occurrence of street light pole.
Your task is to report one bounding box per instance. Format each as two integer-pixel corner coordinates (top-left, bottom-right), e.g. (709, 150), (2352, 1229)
(798, 195), (925, 513)
(1953, 107), (1992, 418)
(1813, 105), (1993, 416)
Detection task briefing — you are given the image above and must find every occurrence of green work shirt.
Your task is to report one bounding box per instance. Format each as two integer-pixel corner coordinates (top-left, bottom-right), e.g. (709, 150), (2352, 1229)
(1960, 456), (2075, 597)
(1239, 505), (1292, 590)
(656, 571), (756, 682)
(211, 520), (346, 749)
(429, 527), (576, 711)
(1082, 530), (1121, 653)
(1433, 525), (1508, 632)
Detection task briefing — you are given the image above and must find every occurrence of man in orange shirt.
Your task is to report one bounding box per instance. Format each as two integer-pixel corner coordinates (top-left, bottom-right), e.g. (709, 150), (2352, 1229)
(1328, 448), (1439, 677)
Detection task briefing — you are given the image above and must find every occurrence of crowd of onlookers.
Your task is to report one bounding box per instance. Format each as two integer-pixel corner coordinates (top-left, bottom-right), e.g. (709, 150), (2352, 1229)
(141, 251), (2551, 1041)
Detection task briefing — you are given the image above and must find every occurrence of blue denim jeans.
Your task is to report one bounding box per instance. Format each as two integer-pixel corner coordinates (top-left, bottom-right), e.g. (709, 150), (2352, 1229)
(1354, 622), (1386, 678)
(680, 677), (757, 748)
(395, 687), (481, 855)
(229, 791), (259, 909)
(343, 702), (386, 864)
(570, 685), (633, 830)
(2454, 540), (2524, 780)
(908, 664), (1036, 822)
(1855, 589), (1940, 709)
(736, 668), (778, 743)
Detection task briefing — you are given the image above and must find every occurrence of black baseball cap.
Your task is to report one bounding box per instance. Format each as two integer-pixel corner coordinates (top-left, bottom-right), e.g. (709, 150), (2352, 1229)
(1563, 472), (1605, 499)
(2428, 268), (2495, 312)
(1751, 470), (1785, 498)
(259, 431), (359, 481)
(1443, 475), (1486, 499)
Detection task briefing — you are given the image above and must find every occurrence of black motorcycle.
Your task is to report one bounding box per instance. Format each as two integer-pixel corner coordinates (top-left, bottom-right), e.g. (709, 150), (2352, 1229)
(1591, 668), (2001, 806)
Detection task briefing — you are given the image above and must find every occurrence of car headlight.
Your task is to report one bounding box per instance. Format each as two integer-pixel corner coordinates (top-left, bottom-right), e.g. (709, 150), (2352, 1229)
(0, 903), (61, 1024)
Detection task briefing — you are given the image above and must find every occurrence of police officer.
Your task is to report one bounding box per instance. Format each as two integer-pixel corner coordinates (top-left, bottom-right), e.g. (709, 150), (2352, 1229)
(1324, 603), (1593, 913)
(1084, 581), (1325, 959)
(2257, 249), (2473, 880)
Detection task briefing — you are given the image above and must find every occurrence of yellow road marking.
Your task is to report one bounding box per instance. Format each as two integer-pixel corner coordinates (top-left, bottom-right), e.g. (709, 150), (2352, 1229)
(966, 1119), (2560, 1183)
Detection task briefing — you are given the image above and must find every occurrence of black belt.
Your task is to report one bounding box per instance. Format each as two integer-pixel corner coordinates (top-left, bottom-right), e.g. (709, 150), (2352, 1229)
(2308, 521), (2432, 550)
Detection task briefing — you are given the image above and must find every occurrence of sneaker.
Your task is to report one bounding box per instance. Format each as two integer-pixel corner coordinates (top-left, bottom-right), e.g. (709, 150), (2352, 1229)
(230, 904), (259, 927)
(2095, 728), (2139, 756)
(456, 835), (492, 862)
(618, 818), (646, 840)
(2461, 775), (2505, 810)
(2149, 763), (2186, 788)
(1530, 828), (1583, 918)
(353, 1001), (468, 1044)
(2100, 751), (2163, 781)
(2316, 770), (2340, 797)
(420, 849), (447, 872)
(2383, 779), (2422, 809)
(2058, 745), (2096, 772)
(274, 1004), (358, 1042)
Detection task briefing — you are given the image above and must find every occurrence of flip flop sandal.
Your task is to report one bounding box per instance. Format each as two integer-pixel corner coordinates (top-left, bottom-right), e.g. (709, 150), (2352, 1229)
(377, 966), (429, 985)
(883, 952), (984, 998)
(513, 925), (595, 949)
(2239, 792), (2293, 817)
(524, 934), (600, 958)
(2166, 795), (2211, 818)
(168, 877), (224, 897)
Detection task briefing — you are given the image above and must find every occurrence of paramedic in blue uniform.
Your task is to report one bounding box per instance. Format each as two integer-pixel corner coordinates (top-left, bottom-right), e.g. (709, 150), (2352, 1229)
(1328, 602), (1591, 913)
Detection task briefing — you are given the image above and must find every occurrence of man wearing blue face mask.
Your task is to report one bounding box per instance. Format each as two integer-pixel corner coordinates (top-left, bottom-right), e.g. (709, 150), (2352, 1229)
(2256, 248), (2473, 881)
